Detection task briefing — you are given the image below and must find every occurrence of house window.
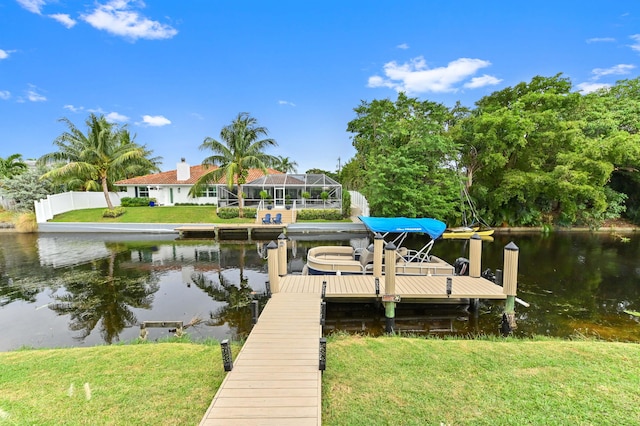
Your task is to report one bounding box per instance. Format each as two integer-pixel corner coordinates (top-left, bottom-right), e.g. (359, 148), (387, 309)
(206, 186), (217, 197)
(138, 186), (149, 198)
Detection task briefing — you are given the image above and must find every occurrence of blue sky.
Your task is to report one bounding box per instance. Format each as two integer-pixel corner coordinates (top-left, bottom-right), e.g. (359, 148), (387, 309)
(1, 1), (640, 173)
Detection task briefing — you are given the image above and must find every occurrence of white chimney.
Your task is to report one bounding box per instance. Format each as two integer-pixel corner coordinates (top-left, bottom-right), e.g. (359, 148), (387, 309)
(177, 158), (190, 181)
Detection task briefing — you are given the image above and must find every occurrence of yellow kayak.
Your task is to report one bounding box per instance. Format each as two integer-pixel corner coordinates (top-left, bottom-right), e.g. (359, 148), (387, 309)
(442, 228), (495, 240)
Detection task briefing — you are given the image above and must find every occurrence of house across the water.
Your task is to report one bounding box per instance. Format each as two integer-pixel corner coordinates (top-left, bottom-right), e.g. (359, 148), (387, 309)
(115, 159), (342, 211)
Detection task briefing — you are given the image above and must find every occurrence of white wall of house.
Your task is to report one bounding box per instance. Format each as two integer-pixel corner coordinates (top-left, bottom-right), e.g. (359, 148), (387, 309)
(119, 185), (218, 206)
(35, 191), (122, 223)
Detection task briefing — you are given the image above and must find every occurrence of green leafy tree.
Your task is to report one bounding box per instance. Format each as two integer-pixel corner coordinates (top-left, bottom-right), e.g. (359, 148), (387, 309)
(38, 114), (160, 209)
(581, 78), (640, 224)
(189, 112), (278, 218)
(452, 74), (617, 227)
(0, 167), (52, 211)
(275, 156), (298, 173)
(0, 154), (28, 180)
(347, 93), (460, 219)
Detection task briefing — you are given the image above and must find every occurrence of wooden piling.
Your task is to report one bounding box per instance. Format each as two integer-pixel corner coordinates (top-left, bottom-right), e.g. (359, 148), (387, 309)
(267, 241), (280, 293)
(384, 242), (397, 333)
(469, 233), (482, 278)
(277, 233), (287, 277)
(502, 241), (519, 331)
(373, 233), (384, 278)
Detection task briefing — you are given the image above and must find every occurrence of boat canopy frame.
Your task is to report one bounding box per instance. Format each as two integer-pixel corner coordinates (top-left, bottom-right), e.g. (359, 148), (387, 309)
(358, 216), (447, 262)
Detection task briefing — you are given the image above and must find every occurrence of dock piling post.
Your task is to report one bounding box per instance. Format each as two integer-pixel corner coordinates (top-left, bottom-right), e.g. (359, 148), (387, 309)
(277, 233), (288, 277)
(384, 242), (397, 333)
(220, 339), (233, 372)
(266, 241), (280, 293)
(501, 242), (520, 334)
(469, 233), (482, 278)
(265, 281), (272, 298)
(373, 233), (384, 278)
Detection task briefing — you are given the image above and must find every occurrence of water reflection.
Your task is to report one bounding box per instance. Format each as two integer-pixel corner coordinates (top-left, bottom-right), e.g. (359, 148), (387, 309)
(48, 250), (159, 343)
(0, 231), (639, 351)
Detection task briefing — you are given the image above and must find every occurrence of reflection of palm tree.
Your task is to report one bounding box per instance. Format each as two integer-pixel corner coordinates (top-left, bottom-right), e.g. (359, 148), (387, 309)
(191, 267), (265, 339)
(49, 252), (159, 344)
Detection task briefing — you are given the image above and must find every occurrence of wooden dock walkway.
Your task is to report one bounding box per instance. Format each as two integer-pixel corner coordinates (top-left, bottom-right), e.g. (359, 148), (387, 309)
(176, 224), (287, 240)
(200, 292), (322, 426)
(280, 274), (507, 301)
(200, 272), (507, 425)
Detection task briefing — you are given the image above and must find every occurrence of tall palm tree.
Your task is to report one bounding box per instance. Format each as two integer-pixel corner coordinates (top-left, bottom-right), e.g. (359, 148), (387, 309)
(0, 153), (28, 180)
(38, 114), (161, 209)
(275, 155), (298, 173)
(189, 112), (278, 217)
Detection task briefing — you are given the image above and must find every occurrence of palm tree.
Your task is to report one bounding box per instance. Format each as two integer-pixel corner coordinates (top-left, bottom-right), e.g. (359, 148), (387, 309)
(189, 112), (278, 218)
(0, 153), (28, 180)
(275, 156), (298, 173)
(38, 114), (161, 209)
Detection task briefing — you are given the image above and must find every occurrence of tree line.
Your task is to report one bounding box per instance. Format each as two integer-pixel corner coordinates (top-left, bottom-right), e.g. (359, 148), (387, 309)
(340, 74), (640, 227)
(3, 73), (640, 228)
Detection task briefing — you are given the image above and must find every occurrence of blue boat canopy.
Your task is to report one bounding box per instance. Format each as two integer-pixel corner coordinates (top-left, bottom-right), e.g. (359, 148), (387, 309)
(358, 216), (447, 240)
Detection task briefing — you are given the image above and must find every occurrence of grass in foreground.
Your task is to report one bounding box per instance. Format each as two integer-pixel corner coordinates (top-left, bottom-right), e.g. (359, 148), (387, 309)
(323, 335), (640, 425)
(1, 336), (639, 425)
(0, 339), (240, 425)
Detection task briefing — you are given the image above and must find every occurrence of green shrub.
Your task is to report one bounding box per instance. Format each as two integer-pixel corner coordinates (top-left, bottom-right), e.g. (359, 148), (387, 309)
(342, 190), (351, 218)
(297, 209), (342, 220)
(103, 207), (126, 218)
(121, 197), (155, 207)
(217, 207), (257, 219)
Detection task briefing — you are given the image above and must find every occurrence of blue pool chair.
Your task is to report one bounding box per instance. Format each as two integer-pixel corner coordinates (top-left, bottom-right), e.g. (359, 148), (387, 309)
(272, 213), (282, 224)
(262, 213), (272, 224)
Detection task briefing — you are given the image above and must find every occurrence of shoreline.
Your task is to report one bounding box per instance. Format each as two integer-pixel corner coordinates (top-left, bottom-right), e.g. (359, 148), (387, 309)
(0, 222), (637, 234)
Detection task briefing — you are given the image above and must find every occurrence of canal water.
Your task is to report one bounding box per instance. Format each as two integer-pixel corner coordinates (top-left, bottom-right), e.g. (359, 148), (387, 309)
(0, 231), (638, 351)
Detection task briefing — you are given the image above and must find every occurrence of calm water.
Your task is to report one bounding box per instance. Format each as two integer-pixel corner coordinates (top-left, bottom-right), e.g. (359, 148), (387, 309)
(0, 231), (639, 351)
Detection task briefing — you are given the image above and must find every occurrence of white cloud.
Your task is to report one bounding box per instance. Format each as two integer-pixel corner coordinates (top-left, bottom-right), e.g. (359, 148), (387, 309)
(81, 0), (178, 40)
(586, 37), (615, 43)
(397, 43), (409, 50)
(464, 74), (502, 89)
(49, 13), (77, 28)
(63, 104), (83, 112)
(0, 49), (11, 60)
(576, 82), (610, 93)
(141, 115), (171, 126)
(26, 85), (46, 102)
(0, 90), (10, 100)
(368, 56), (496, 94)
(592, 64), (635, 79)
(17, 0), (45, 14)
(278, 100), (296, 107)
(105, 111), (129, 123)
(630, 34), (640, 52)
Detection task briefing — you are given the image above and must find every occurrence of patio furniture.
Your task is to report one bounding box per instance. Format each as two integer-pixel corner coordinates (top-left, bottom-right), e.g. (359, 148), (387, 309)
(262, 213), (272, 224)
(272, 213), (282, 224)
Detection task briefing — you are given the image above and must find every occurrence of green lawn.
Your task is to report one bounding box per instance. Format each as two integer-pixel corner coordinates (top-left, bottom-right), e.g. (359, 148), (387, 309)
(49, 206), (253, 223)
(1, 336), (638, 425)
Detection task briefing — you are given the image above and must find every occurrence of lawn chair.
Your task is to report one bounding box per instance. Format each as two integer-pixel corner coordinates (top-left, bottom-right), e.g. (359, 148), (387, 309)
(272, 213), (282, 224)
(262, 213), (272, 224)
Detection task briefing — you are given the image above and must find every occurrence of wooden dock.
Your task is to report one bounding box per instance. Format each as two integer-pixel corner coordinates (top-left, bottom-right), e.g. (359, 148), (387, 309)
(280, 274), (507, 301)
(200, 292), (323, 426)
(175, 224), (287, 240)
(200, 271), (506, 425)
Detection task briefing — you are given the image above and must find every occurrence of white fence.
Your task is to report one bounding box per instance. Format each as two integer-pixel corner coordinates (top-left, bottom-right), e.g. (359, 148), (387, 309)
(35, 191), (122, 223)
(348, 190), (369, 217)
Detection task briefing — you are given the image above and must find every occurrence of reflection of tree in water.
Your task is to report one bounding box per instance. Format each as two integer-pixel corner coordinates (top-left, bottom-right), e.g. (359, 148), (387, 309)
(0, 234), (57, 306)
(192, 270), (254, 339)
(49, 252), (159, 344)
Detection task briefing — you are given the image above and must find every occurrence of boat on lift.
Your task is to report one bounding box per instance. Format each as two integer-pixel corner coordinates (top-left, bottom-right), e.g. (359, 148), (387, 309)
(305, 216), (459, 276)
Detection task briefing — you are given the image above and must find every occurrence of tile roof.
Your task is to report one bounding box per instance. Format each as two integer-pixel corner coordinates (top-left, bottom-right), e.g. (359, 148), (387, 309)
(115, 165), (282, 186)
